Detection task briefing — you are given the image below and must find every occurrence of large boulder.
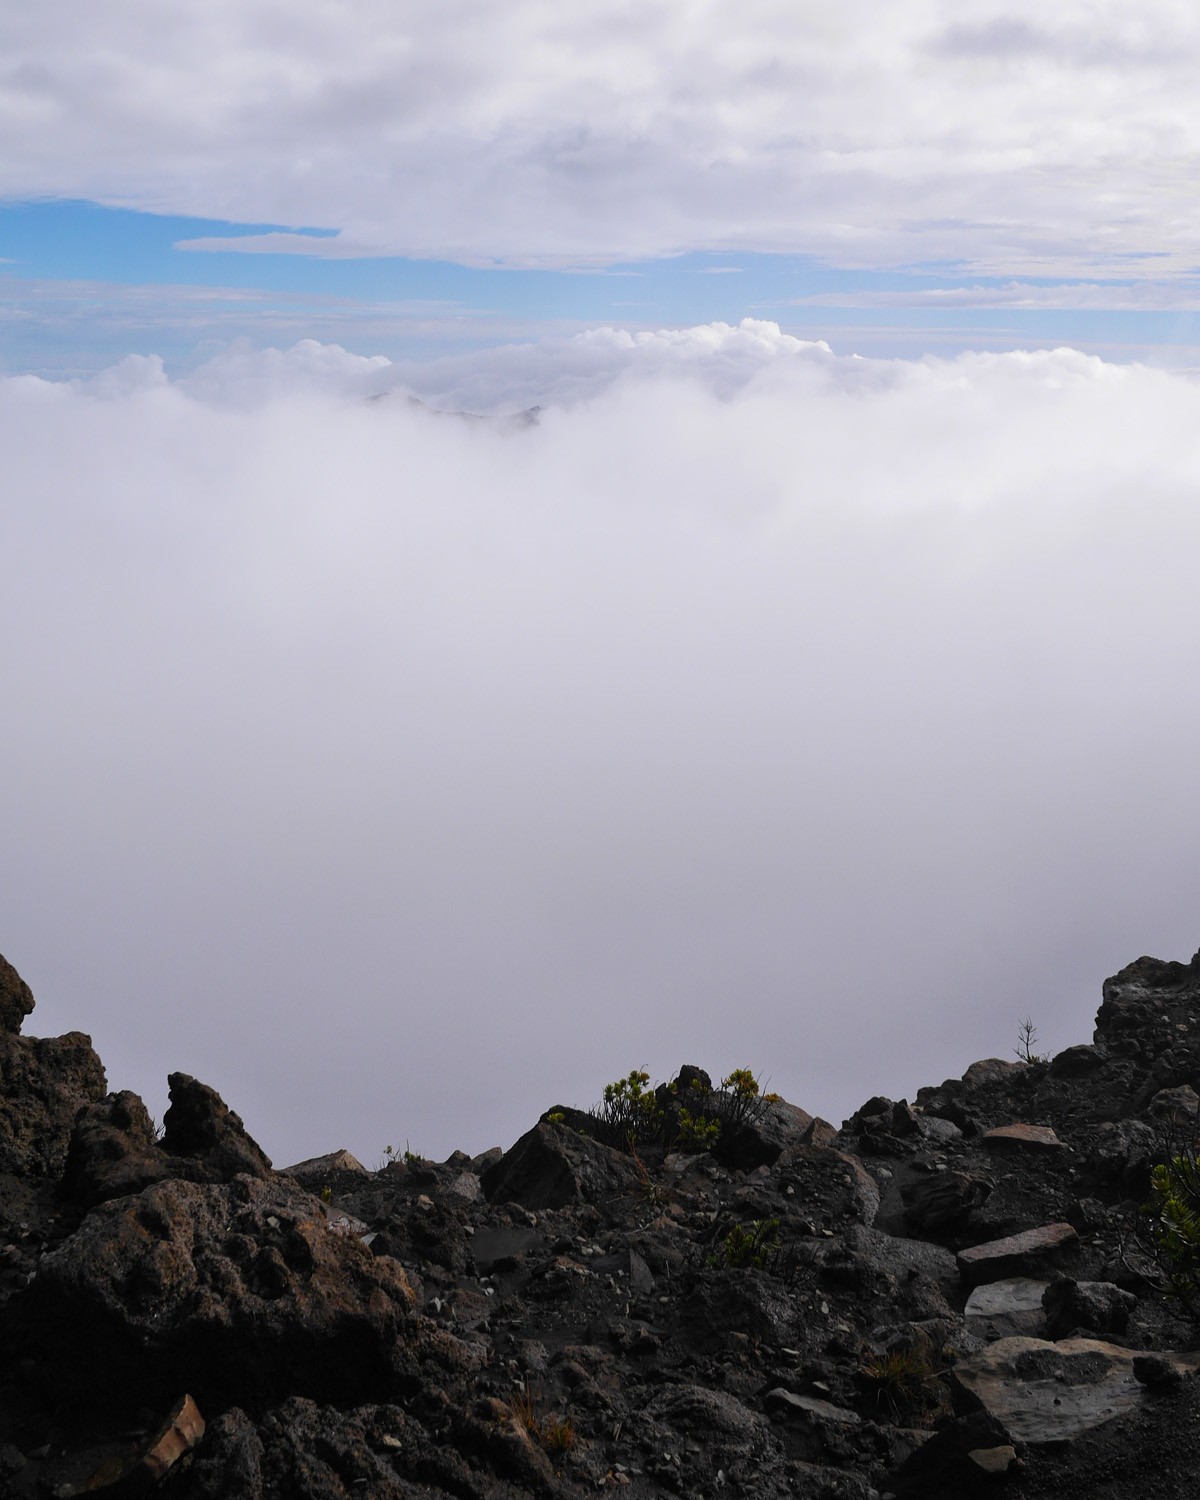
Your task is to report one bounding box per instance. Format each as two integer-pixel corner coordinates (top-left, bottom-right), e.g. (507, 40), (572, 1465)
(481, 1120), (641, 1210)
(22, 1173), (415, 1411)
(712, 1097), (814, 1171)
(950, 1336), (1200, 1446)
(957, 1223), (1079, 1287)
(1042, 1278), (1137, 1339)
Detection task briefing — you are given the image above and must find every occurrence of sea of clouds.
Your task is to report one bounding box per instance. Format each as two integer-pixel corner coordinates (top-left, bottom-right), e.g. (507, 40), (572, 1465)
(5, 320), (1200, 1163)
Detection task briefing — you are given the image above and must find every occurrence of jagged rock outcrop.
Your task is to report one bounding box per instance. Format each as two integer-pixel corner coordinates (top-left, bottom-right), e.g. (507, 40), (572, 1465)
(0, 952), (106, 1179)
(6, 943), (1200, 1499)
(63, 1072), (273, 1207)
(0, 957), (33, 1036)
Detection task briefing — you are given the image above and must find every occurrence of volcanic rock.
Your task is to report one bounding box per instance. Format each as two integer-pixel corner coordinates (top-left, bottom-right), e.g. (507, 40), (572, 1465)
(957, 1223), (1079, 1287)
(950, 1335), (1200, 1446)
(0, 955), (33, 1036)
(24, 1173), (415, 1410)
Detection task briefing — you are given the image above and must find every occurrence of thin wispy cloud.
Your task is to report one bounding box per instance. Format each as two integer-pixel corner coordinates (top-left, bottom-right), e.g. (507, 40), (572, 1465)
(796, 281), (1200, 311)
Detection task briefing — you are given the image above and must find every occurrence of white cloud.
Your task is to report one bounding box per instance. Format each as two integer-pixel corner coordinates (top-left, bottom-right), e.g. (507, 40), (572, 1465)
(798, 281), (1200, 310)
(4, 1), (1200, 274)
(4, 323), (1200, 1162)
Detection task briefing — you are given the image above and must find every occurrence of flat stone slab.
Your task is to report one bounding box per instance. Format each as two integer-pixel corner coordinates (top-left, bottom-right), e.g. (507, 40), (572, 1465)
(764, 1389), (860, 1426)
(957, 1223), (1078, 1287)
(951, 1336), (1200, 1446)
(964, 1277), (1049, 1340)
(983, 1124), (1066, 1152)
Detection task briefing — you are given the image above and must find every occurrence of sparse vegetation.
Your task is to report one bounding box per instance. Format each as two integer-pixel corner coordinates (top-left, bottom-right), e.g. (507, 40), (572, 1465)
(711, 1218), (782, 1269)
(676, 1106), (721, 1152)
(587, 1065), (774, 1156)
(507, 1386), (577, 1454)
(859, 1348), (938, 1419)
(1015, 1015), (1048, 1065)
(380, 1140), (424, 1170)
(593, 1068), (664, 1150)
(1135, 1122), (1200, 1319)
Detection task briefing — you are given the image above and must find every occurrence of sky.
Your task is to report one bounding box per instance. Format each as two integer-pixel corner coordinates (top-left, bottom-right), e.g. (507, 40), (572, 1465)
(4, 2), (1200, 1165)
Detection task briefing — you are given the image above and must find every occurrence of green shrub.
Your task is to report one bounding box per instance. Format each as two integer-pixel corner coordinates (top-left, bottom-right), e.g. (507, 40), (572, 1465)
(712, 1218), (782, 1269)
(1142, 1137), (1200, 1317)
(593, 1069), (664, 1150)
(676, 1106), (721, 1152)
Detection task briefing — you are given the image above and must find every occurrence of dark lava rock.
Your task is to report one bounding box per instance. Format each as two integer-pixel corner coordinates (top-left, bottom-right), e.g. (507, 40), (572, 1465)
(161, 1072), (273, 1180)
(902, 1170), (993, 1235)
(63, 1073), (274, 1208)
(1042, 1277), (1137, 1338)
(0, 955), (33, 1036)
(21, 1174), (415, 1411)
(0, 1029), (107, 1178)
(62, 1088), (171, 1207)
(481, 1120), (640, 1209)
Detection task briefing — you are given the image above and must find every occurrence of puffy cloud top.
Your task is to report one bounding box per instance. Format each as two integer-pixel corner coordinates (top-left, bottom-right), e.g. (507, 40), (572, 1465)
(7, 325), (1200, 1160)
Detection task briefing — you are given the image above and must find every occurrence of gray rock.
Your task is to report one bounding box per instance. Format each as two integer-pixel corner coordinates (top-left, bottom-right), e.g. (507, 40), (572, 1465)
(1084, 1119), (1159, 1199)
(714, 1096), (815, 1171)
(983, 1123), (1067, 1153)
(1149, 1084), (1199, 1123)
(777, 1144), (880, 1227)
(918, 1115), (963, 1145)
(957, 1223), (1079, 1287)
(1050, 1044), (1107, 1077)
(282, 1149), (368, 1183)
(763, 1388), (861, 1425)
(843, 1224), (959, 1293)
(444, 1171), (482, 1202)
(968, 1445), (1017, 1474)
(961, 1059), (1027, 1089)
(950, 1336), (1200, 1446)
(1042, 1278), (1137, 1338)
(964, 1277), (1049, 1340)
(902, 1171), (992, 1235)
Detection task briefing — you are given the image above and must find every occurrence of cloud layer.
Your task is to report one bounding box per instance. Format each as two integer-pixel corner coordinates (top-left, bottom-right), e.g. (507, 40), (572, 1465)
(4, 1), (1200, 273)
(4, 322), (1200, 1164)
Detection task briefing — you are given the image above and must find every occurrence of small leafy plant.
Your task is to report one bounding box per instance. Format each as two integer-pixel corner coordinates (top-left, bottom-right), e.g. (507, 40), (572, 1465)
(593, 1069), (664, 1150)
(712, 1218), (782, 1269)
(1138, 1125), (1200, 1318)
(676, 1106), (721, 1152)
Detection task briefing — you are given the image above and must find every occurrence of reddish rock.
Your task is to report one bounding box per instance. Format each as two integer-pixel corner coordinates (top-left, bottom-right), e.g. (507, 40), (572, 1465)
(957, 1223), (1079, 1287)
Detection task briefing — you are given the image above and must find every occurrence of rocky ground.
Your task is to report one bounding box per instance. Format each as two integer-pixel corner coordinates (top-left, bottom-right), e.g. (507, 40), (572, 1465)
(3, 948), (1200, 1499)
